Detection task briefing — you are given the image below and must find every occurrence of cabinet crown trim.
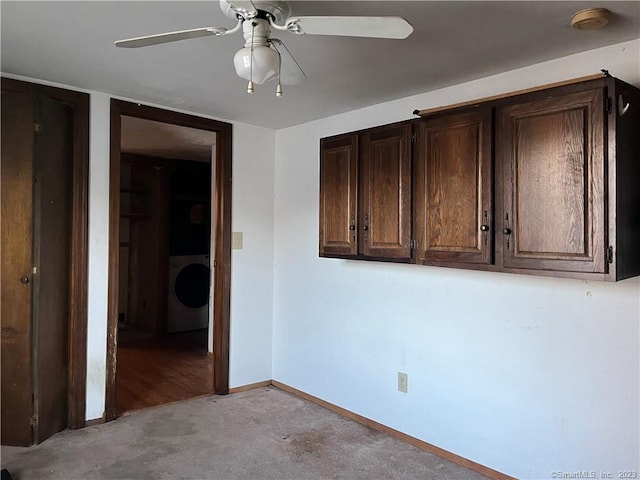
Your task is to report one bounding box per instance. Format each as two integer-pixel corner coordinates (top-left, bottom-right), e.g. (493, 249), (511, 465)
(412, 72), (607, 118)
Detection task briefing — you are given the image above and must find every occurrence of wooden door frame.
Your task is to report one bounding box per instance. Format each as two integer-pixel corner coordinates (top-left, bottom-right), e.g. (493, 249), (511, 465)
(105, 100), (232, 421)
(1, 77), (89, 430)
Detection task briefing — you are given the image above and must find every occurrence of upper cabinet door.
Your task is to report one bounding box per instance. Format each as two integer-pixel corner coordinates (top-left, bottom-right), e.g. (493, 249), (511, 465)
(319, 134), (358, 257)
(415, 109), (493, 265)
(498, 88), (606, 273)
(360, 124), (412, 260)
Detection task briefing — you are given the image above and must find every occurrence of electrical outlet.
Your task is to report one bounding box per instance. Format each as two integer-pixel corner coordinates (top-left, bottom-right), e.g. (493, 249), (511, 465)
(397, 372), (408, 393)
(232, 232), (243, 250)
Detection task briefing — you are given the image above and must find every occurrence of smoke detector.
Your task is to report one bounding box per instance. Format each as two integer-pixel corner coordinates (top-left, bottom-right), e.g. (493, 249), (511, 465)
(571, 8), (611, 30)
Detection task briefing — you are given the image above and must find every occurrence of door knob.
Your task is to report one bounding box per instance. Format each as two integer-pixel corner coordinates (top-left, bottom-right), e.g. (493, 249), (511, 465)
(502, 227), (512, 235)
(20, 276), (29, 284)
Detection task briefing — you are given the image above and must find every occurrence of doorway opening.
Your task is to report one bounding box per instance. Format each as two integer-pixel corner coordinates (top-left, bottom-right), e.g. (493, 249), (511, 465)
(106, 101), (232, 420)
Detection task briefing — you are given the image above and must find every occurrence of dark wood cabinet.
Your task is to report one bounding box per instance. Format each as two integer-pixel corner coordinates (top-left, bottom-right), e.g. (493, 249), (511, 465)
(612, 80), (640, 281)
(496, 78), (640, 280)
(360, 124), (412, 260)
(319, 124), (412, 261)
(319, 134), (358, 257)
(415, 109), (492, 265)
(319, 75), (640, 281)
(497, 88), (606, 274)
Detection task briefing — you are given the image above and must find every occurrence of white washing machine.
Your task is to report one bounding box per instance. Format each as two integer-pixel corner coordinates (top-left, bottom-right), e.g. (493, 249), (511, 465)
(167, 254), (210, 333)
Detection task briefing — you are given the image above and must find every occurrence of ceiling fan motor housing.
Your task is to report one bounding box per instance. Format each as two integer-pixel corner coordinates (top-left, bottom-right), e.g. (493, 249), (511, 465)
(241, 17), (272, 46)
(233, 18), (279, 84)
(220, 0), (291, 24)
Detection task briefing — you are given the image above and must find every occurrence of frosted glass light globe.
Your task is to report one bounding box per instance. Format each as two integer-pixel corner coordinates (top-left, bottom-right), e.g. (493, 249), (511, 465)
(233, 45), (279, 85)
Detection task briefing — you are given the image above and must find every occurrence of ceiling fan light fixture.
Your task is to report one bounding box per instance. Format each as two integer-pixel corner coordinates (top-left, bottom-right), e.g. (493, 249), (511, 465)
(115, 1), (414, 94)
(233, 44), (279, 84)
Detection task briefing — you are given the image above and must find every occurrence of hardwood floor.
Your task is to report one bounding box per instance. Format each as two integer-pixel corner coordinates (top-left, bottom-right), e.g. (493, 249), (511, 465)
(116, 329), (213, 414)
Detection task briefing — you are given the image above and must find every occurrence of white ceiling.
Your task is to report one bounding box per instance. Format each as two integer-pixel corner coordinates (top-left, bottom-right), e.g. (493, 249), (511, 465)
(2, 1), (639, 129)
(121, 116), (216, 162)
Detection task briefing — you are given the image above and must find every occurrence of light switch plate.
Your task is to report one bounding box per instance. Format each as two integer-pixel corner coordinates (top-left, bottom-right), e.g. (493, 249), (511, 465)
(232, 232), (243, 250)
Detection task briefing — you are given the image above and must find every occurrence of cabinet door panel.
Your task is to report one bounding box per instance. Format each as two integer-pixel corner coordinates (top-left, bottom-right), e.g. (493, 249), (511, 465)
(319, 135), (358, 257)
(415, 109), (492, 264)
(360, 125), (412, 260)
(499, 88), (605, 272)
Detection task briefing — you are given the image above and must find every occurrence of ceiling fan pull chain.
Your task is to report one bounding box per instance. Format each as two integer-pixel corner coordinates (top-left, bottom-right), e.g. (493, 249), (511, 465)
(247, 21), (256, 94)
(272, 41), (283, 97)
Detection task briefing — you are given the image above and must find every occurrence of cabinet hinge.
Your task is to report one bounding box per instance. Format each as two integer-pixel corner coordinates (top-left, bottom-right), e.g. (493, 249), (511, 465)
(606, 246), (614, 264)
(32, 265), (38, 275)
(606, 96), (613, 115)
(410, 239), (416, 250)
(34, 123), (41, 133)
(30, 413), (38, 427)
(411, 133), (416, 143)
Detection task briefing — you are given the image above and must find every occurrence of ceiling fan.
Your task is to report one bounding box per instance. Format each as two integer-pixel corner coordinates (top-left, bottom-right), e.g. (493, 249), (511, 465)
(115, 0), (414, 96)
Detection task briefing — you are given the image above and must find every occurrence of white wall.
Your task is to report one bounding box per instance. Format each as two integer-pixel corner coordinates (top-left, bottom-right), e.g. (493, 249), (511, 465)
(272, 39), (640, 479)
(229, 123), (275, 387)
(86, 92), (111, 420)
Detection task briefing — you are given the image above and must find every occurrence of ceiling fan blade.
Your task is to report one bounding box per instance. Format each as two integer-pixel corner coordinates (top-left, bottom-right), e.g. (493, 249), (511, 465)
(285, 16), (413, 39)
(115, 27), (228, 48)
(271, 39), (306, 85)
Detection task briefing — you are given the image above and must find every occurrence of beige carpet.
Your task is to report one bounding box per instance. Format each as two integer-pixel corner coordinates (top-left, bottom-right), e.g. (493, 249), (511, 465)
(1, 386), (490, 479)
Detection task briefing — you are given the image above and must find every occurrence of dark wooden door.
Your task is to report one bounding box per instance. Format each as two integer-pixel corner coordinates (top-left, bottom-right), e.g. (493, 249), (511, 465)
(360, 124), (412, 260)
(498, 88), (606, 272)
(1, 92), (36, 447)
(415, 109), (492, 265)
(319, 134), (358, 257)
(32, 96), (73, 443)
(124, 162), (163, 335)
(1, 92), (73, 446)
